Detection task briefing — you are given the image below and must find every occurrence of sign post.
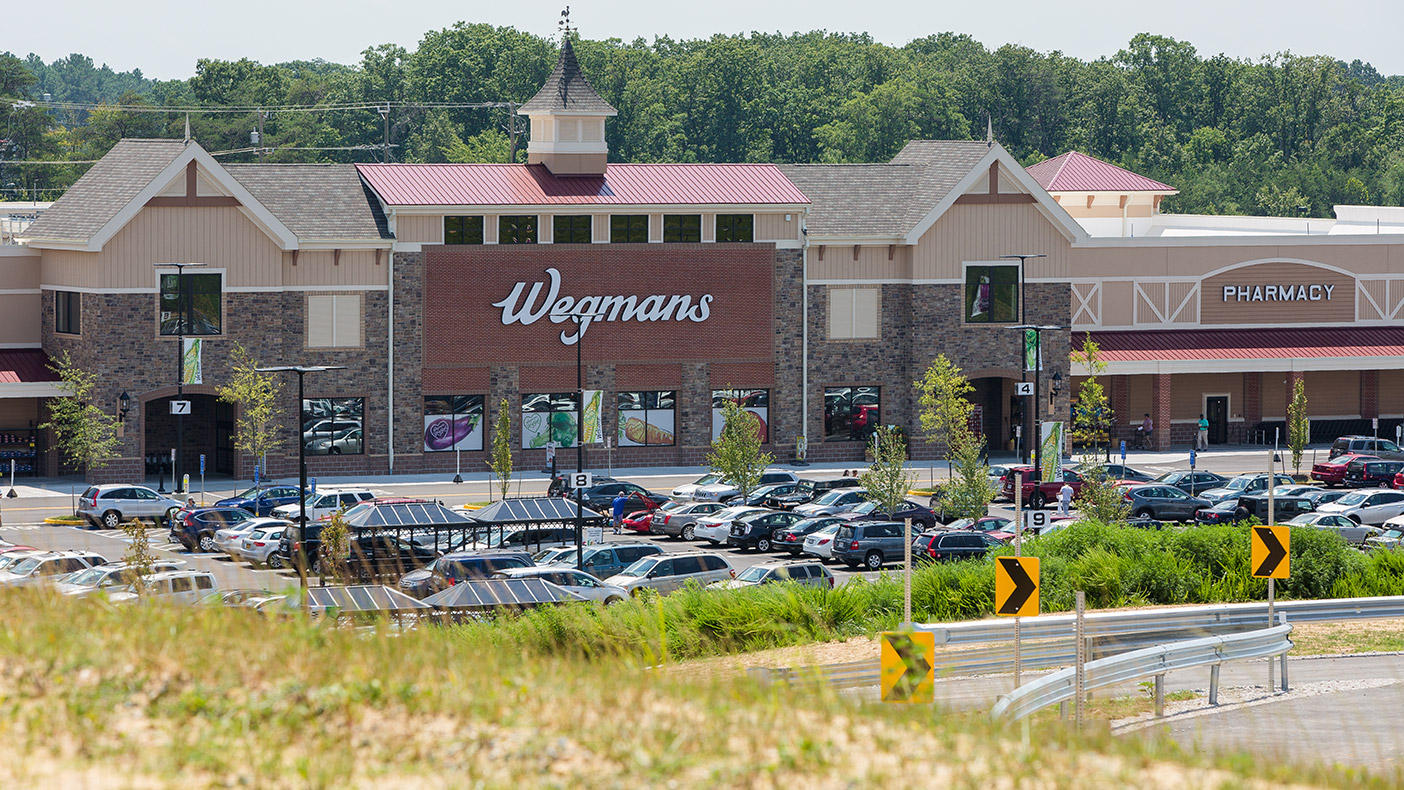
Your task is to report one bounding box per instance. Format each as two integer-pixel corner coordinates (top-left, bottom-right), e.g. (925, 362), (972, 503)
(169, 448), (178, 494)
(879, 631), (934, 704)
(902, 517), (912, 627)
(1013, 471), (1023, 687)
(1189, 447), (1197, 471)
(1119, 439), (1127, 464)
(199, 453), (206, 505)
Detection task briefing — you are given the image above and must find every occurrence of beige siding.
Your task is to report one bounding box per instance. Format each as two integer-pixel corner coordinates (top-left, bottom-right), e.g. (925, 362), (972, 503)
(397, 215), (443, 244)
(1101, 281), (1135, 326)
(1127, 375), (1152, 424)
(1171, 374), (1243, 420)
(1382, 371), (1404, 416)
(0, 398), (39, 425)
(912, 203), (1071, 281)
(701, 213), (715, 243)
(484, 215), (498, 244)
(810, 245), (911, 281)
(1304, 371), (1360, 417)
(1071, 247), (1170, 279)
(1262, 373), (1288, 420)
(540, 213), (554, 243)
(0, 253), (40, 289)
(0, 294), (40, 345)
(755, 212), (797, 241)
(281, 250), (384, 288)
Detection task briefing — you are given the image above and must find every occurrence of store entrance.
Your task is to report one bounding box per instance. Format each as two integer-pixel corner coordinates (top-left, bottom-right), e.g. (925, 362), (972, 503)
(144, 393), (222, 479)
(971, 377), (1014, 454)
(1206, 396), (1229, 444)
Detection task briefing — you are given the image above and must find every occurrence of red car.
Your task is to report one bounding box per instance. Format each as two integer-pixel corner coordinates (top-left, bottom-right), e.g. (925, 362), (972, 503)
(1313, 453), (1380, 486)
(1395, 471), (1404, 490)
(620, 496), (670, 533)
(1000, 467), (1086, 508)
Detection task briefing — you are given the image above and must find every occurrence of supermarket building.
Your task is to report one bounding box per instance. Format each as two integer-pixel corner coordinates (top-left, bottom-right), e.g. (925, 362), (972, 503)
(1, 39), (1402, 481)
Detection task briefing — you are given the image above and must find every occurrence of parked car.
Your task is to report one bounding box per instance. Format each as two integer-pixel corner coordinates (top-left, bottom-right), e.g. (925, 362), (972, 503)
(619, 508), (659, 533)
(483, 527), (582, 552)
(270, 488), (376, 524)
(1316, 489), (1404, 525)
(831, 521), (912, 570)
(727, 510), (806, 552)
(944, 516), (1015, 536)
(766, 477), (861, 510)
(1236, 493), (1315, 522)
(398, 551), (534, 598)
(55, 560), (186, 596)
(532, 546), (579, 565)
(711, 560), (835, 589)
(1195, 500), (1249, 524)
(493, 566), (626, 603)
(1198, 473), (1297, 505)
(773, 516), (842, 555)
(692, 470), (800, 503)
(801, 522), (843, 561)
(693, 506), (767, 545)
(0, 551), (108, 586)
(651, 501), (725, 540)
(77, 484), (185, 529)
(793, 488), (870, 517)
(1331, 436), (1404, 461)
(306, 427), (363, 455)
(1365, 527), (1404, 551)
(1303, 489), (1350, 508)
(1284, 512), (1382, 546)
(577, 482), (669, 514)
(213, 517), (288, 556)
(233, 523), (293, 568)
(171, 507), (257, 553)
(1344, 458), (1404, 488)
(843, 499), (937, 530)
(671, 473), (722, 501)
(322, 534), (439, 582)
(1002, 468), (1086, 508)
(213, 485), (306, 516)
(913, 531), (1004, 562)
(1121, 484), (1212, 522)
(1154, 470), (1229, 495)
(109, 570), (218, 605)
(548, 543), (665, 580)
(1312, 454), (1381, 487)
(1098, 464), (1154, 482)
(727, 482), (805, 507)
(603, 552), (735, 595)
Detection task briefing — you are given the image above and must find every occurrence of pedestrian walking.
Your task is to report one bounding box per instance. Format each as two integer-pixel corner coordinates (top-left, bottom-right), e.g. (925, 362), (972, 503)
(1058, 481), (1074, 516)
(1197, 413), (1209, 451)
(611, 492), (628, 534)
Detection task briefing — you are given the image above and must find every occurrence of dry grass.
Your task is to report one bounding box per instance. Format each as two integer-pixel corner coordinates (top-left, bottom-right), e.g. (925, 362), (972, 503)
(0, 591), (1391, 789)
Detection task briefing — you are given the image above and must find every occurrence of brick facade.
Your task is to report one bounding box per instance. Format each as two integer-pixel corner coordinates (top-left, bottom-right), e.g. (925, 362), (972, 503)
(1362, 370), (1379, 420)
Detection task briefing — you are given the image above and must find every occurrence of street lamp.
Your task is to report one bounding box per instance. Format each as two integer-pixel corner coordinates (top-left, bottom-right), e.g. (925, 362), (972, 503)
(255, 365), (344, 600)
(1010, 324), (1063, 483)
(999, 253), (1044, 463)
(568, 308), (605, 571)
(154, 262), (207, 494)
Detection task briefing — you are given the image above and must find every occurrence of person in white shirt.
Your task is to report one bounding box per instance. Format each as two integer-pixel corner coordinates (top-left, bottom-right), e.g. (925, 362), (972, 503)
(1058, 482), (1074, 515)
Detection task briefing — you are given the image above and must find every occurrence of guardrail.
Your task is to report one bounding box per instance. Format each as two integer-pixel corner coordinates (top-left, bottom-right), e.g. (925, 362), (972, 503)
(990, 623), (1293, 722)
(749, 596), (1403, 689)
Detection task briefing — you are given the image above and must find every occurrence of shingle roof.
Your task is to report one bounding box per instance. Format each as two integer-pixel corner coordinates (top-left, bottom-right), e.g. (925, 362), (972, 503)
(781, 141), (992, 238)
(224, 164), (391, 240)
(1027, 151), (1176, 193)
(518, 37), (617, 115)
(21, 139), (187, 242)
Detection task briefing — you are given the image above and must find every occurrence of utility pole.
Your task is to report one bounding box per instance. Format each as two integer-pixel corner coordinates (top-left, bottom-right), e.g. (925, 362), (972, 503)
(380, 104), (391, 163)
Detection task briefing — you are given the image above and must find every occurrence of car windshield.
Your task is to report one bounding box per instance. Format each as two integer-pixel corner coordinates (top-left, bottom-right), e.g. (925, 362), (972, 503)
(1154, 472), (1181, 483)
(65, 567), (109, 586)
(658, 501), (685, 513)
(1327, 455), (1356, 464)
(1381, 529), (1404, 540)
(946, 518), (974, 531)
(247, 530), (267, 541)
(340, 502), (374, 519)
(9, 558), (41, 575)
(233, 486), (264, 500)
(0, 554), (27, 570)
(789, 518), (828, 532)
(845, 502), (878, 515)
(736, 565), (770, 582)
(1338, 492), (1369, 505)
(813, 490), (849, 505)
(1224, 478), (1252, 490)
(691, 474), (720, 487)
(618, 558), (657, 578)
(810, 524), (840, 538)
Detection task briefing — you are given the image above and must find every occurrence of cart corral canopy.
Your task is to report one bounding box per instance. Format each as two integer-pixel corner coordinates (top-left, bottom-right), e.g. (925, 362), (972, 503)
(469, 497), (606, 525)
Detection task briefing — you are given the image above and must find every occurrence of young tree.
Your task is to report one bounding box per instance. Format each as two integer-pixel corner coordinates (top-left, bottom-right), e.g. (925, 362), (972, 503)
(1288, 377), (1309, 475)
(939, 429), (996, 521)
(860, 426), (916, 516)
(215, 344), (284, 490)
(706, 400), (774, 501)
(1070, 334), (1112, 459)
(121, 518), (155, 592)
(39, 351), (122, 480)
(490, 397), (513, 501)
(914, 354), (975, 484)
(315, 510), (352, 584)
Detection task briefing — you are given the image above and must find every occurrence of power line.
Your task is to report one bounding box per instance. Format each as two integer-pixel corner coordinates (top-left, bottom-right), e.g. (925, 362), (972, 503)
(13, 99), (516, 115)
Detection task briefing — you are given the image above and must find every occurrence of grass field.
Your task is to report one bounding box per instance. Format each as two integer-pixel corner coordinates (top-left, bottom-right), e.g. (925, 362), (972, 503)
(0, 591), (1393, 789)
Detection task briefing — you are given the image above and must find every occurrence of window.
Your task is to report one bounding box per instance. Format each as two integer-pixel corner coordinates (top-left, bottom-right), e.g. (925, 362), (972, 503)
(498, 215), (538, 244)
(423, 395), (485, 452)
(828, 287), (879, 339)
(824, 386), (881, 442)
(302, 397), (364, 456)
(711, 389), (769, 443)
(663, 214), (701, 243)
(618, 391), (676, 446)
(306, 294), (361, 348)
(964, 264), (1019, 323)
(159, 273), (221, 335)
(444, 216), (485, 244)
(716, 214), (754, 242)
(553, 215), (592, 244)
(610, 214), (648, 243)
(522, 392), (593, 449)
(672, 556), (702, 575)
(55, 291), (80, 334)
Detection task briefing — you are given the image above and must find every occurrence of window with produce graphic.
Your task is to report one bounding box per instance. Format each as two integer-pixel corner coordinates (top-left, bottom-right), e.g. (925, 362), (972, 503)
(302, 398), (364, 456)
(711, 389), (769, 443)
(423, 395), (484, 452)
(618, 391), (676, 446)
(522, 391), (603, 449)
(823, 386), (880, 441)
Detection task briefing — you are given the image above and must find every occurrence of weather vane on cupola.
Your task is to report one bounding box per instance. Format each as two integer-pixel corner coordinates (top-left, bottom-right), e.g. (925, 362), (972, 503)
(558, 6), (575, 42)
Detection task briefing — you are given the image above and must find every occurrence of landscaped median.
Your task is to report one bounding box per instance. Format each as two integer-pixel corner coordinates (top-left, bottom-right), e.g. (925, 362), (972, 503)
(448, 521), (1404, 662)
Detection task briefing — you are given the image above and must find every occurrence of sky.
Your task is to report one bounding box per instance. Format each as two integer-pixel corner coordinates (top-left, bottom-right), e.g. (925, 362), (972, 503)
(6, 0), (1403, 81)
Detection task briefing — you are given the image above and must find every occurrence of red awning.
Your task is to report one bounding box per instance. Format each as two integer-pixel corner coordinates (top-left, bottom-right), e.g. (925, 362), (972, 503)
(1087, 328), (1404, 363)
(0, 350), (59, 384)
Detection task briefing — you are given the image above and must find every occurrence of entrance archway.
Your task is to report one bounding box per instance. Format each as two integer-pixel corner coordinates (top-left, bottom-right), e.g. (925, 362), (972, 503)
(142, 390), (230, 479)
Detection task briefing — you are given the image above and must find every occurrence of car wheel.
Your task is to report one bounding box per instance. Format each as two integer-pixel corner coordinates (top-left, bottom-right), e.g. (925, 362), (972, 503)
(864, 551), (883, 571)
(1135, 508), (1154, 519)
(604, 596), (623, 605)
(1030, 492), (1047, 509)
(266, 553), (284, 570)
(681, 525), (695, 541)
(199, 534), (216, 553)
(1234, 508), (1249, 521)
(756, 537), (772, 552)
(330, 447), (341, 455)
(102, 510), (122, 529)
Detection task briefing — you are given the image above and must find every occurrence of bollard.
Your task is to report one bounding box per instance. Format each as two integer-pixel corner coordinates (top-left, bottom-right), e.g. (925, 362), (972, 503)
(1154, 674), (1164, 717)
(1209, 664), (1220, 706)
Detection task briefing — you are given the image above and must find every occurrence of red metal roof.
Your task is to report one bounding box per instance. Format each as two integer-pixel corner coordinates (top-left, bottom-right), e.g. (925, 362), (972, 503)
(1026, 151), (1176, 193)
(1088, 328), (1404, 363)
(0, 350), (59, 384)
(356, 163), (810, 207)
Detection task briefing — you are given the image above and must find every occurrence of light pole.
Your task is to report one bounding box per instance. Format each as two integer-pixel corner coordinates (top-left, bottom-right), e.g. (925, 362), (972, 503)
(256, 365), (344, 600)
(569, 308), (604, 571)
(1010, 324), (1062, 483)
(154, 262), (206, 494)
(1000, 254), (1046, 465)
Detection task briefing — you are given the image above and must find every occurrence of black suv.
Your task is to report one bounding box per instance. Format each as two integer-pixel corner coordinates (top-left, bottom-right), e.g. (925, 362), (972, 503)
(170, 507), (256, 553)
(398, 551), (534, 598)
(320, 534), (439, 582)
(577, 482), (669, 513)
(914, 531), (1004, 562)
(726, 510), (805, 552)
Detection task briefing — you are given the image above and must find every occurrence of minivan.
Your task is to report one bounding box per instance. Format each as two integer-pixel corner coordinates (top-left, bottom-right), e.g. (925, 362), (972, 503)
(604, 552), (735, 595)
(398, 552), (534, 598)
(548, 543), (664, 579)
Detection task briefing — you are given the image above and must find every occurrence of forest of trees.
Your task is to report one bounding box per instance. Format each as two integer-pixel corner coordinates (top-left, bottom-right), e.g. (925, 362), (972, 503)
(3, 25), (1403, 217)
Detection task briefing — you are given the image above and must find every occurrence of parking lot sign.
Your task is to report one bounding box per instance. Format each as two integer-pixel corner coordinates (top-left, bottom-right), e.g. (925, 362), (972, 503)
(570, 472), (593, 489)
(199, 454), (206, 476)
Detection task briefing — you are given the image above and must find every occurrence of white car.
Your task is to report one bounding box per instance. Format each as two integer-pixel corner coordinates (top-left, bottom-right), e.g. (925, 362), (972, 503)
(794, 488), (869, 517)
(108, 570), (219, 605)
(55, 560), (187, 596)
(692, 506), (767, 545)
(213, 517), (289, 556)
(1316, 489), (1404, 525)
(493, 566), (626, 604)
(0, 551), (108, 587)
(802, 522), (843, 560)
(234, 524), (291, 566)
(691, 470), (800, 502)
(270, 488), (376, 524)
(672, 473), (723, 500)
